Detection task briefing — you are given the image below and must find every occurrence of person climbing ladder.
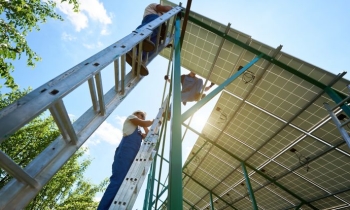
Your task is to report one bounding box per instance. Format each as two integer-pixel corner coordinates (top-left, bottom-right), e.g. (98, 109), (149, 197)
(126, 3), (173, 76)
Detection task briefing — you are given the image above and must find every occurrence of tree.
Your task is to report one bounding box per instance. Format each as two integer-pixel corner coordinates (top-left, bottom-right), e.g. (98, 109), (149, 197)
(0, 0), (79, 89)
(0, 89), (107, 209)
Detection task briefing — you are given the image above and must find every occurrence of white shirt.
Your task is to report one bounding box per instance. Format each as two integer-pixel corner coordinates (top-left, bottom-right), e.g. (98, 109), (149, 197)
(143, 3), (162, 17)
(123, 115), (138, 136)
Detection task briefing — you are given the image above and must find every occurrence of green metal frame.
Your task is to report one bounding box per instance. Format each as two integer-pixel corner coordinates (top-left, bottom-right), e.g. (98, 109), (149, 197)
(180, 73), (348, 208)
(167, 13), (183, 210)
(209, 191), (215, 210)
(183, 124), (318, 210)
(183, 172), (239, 210)
(181, 54), (263, 122)
(241, 162), (258, 210)
(148, 9), (350, 210)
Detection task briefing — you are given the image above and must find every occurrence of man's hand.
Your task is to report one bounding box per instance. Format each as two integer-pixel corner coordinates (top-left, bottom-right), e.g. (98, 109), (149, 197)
(141, 133), (147, 139)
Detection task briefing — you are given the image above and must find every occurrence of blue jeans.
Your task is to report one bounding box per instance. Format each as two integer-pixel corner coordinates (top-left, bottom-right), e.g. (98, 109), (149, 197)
(136, 14), (160, 60)
(97, 128), (142, 210)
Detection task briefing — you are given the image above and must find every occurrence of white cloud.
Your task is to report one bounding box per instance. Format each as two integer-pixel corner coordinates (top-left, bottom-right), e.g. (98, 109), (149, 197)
(54, 0), (112, 32)
(79, 0), (112, 25)
(93, 196), (101, 202)
(83, 41), (103, 49)
(115, 116), (126, 126)
(88, 120), (123, 145)
(61, 32), (77, 41)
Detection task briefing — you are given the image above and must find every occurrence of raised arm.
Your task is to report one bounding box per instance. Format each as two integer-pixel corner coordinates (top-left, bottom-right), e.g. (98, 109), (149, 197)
(129, 118), (153, 127)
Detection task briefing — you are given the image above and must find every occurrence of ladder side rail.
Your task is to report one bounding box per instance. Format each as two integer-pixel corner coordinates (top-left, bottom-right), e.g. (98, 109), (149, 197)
(126, 150), (157, 210)
(111, 144), (156, 210)
(0, 6), (182, 143)
(0, 72), (142, 209)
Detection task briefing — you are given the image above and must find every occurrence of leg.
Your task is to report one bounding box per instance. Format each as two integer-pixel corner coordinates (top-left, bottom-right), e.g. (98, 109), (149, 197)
(97, 135), (140, 210)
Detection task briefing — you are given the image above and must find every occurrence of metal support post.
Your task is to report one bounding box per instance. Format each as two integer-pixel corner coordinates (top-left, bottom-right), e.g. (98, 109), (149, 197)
(168, 13), (183, 210)
(147, 159), (157, 210)
(181, 54), (263, 122)
(241, 162), (258, 210)
(209, 191), (215, 210)
(143, 163), (153, 210)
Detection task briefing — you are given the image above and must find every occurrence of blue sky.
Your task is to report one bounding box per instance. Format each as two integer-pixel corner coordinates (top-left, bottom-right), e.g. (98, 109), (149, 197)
(1, 0), (350, 209)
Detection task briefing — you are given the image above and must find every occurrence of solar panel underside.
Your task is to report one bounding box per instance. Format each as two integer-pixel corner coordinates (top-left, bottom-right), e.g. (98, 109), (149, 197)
(161, 1), (350, 209)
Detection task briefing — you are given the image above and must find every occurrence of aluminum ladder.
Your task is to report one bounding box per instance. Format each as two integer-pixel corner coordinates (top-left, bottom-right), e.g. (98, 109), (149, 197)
(0, 6), (182, 209)
(324, 84), (350, 148)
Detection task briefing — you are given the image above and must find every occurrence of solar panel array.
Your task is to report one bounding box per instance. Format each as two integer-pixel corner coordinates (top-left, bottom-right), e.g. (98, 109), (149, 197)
(161, 1), (350, 209)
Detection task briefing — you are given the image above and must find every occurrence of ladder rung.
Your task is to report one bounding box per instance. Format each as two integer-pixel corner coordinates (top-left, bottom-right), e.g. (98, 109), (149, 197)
(114, 59), (119, 92)
(88, 78), (98, 111)
(121, 54), (126, 94)
(0, 150), (40, 189)
(331, 95), (350, 111)
(340, 118), (350, 127)
(49, 99), (78, 144)
(95, 72), (106, 116)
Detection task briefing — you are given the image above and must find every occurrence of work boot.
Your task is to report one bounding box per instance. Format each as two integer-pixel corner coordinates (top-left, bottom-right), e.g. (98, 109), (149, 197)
(140, 39), (155, 52)
(162, 111), (171, 121)
(125, 52), (149, 76)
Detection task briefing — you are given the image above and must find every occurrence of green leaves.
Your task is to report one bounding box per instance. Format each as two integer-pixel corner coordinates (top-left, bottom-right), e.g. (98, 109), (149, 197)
(0, 0), (79, 90)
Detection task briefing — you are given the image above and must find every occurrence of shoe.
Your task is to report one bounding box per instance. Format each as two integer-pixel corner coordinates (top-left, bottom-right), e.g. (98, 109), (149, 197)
(182, 101), (187, 106)
(194, 93), (201, 101)
(141, 39), (155, 52)
(125, 52), (149, 76)
(201, 94), (206, 99)
(162, 111), (171, 121)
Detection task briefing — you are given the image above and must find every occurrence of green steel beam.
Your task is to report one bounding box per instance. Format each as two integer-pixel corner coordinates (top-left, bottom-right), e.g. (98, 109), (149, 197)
(154, 114), (169, 210)
(182, 172), (239, 210)
(168, 14), (183, 210)
(209, 191), (214, 210)
(152, 185), (168, 206)
(285, 186), (350, 210)
(187, 15), (347, 100)
(295, 202), (304, 210)
(183, 124), (318, 210)
(241, 162), (258, 210)
(148, 160), (157, 210)
(324, 86), (350, 117)
(143, 162), (153, 210)
(181, 54), (263, 122)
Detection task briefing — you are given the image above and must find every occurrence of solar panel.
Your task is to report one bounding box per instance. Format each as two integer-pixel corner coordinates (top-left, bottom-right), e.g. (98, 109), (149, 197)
(160, 1), (350, 209)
